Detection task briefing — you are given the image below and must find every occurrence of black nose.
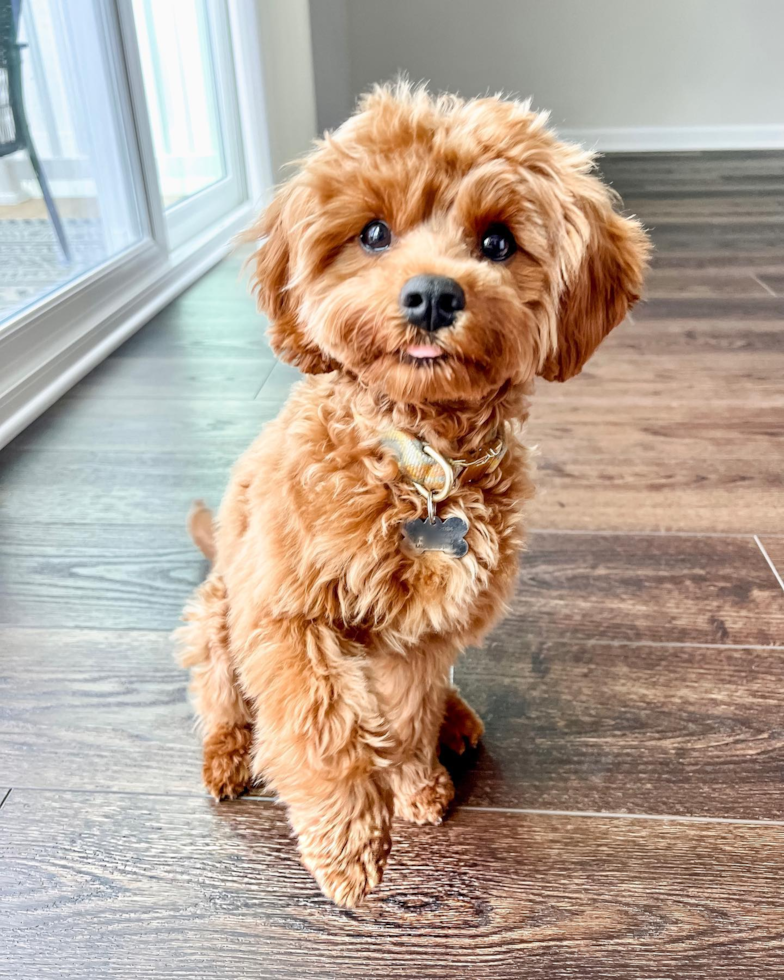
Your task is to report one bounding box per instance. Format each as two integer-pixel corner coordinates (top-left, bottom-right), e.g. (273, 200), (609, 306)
(399, 275), (466, 332)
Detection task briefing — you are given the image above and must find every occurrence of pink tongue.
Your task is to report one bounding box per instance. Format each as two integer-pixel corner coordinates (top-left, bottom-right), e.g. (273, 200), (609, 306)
(407, 344), (443, 359)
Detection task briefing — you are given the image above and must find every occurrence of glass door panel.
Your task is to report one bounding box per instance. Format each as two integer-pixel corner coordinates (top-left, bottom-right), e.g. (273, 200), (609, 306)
(131, 0), (224, 207)
(0, 0), (145, 326)
(130, 0), (245, 248)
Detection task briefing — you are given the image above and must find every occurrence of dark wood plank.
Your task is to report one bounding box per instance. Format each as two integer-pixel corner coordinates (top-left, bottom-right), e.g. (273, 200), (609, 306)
(67, 355), (274, 401)
(0, 450), (234, 526)
(600, 149), (784, 184)
(0, 523), (205, 630)
(530, 456), (783, 534)
(111, 302), (274, 361)
(11, 390), (773, 460)
(538, 351), (784, 407)
(3, 791), (784, 978)
(453, 640), (784, 819)
(600, 151), (784, 268)
(643, 269), (771, 299)
(625, 196), (784, 222)
(653, 251), (784, 270)
(634, 296), (784, 321)
(1, 523), (779, 646)
(0, 629), (200, 793)
(605, 311), (784, 354)
(527, 402), (780, 459)
(2, 441), (779, 538)
(513, 532), (782, 646)
(110, 252), (274, 362)
(6, 397), (274, 455)
(648, 228), (784, 265)
(4, 624), (783, 821)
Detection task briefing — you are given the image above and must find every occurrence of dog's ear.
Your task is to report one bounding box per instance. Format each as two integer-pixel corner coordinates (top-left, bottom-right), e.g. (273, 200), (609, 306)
(245, 185), (337, 375)
(539, 183), (649, 383)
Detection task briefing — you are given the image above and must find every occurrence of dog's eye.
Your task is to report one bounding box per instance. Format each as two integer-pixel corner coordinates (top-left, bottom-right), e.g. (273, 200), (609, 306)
(360, 219), (392, 252)
(480, 224), (517, 262)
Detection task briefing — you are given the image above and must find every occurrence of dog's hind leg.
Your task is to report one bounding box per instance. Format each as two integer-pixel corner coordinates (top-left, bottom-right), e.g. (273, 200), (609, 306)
(176, 573), (254, 800)
(438, 686), (484, 756)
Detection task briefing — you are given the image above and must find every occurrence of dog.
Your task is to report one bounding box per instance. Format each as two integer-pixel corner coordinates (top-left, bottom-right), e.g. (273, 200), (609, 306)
(177, 82), (649, 907)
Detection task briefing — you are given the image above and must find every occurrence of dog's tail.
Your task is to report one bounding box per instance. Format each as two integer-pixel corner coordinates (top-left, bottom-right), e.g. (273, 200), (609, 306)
(188, 500), (216, 563)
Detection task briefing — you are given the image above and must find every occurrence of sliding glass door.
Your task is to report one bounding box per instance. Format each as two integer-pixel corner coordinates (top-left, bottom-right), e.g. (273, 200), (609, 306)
(0, 0), (270, 448)
(0, 0), (146, 325)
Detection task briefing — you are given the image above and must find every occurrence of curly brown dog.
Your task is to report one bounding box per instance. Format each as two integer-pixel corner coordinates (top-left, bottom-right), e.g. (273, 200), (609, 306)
(177, 82), (650, 907)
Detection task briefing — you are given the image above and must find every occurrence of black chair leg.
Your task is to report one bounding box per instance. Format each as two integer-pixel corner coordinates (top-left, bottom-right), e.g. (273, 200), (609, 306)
(27, 140), (71, 265)
(5, 0), (71, 265)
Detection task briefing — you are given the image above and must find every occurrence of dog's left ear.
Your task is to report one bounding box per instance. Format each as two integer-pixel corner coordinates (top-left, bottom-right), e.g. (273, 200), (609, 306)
(539, 182), (650, 382)
(245, 184), (337, 375)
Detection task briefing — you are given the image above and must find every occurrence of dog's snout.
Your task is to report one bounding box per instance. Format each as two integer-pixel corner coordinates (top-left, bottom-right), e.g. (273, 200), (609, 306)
(399, 275), (465, 332)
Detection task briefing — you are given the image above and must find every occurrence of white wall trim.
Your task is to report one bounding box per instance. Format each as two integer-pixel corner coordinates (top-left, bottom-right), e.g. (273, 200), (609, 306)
(0, 202), (254, 450)
(556, 124), (784, 153)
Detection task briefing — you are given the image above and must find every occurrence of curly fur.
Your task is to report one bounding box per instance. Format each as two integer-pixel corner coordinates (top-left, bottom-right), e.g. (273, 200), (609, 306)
(177, 82), (649, 907)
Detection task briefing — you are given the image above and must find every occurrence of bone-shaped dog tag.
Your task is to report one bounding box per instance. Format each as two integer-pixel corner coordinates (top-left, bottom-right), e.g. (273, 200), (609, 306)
(402, 515), (469, 558)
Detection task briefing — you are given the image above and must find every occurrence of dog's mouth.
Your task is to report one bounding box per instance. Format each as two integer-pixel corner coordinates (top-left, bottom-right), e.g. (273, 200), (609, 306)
(402, 343), (446, 363)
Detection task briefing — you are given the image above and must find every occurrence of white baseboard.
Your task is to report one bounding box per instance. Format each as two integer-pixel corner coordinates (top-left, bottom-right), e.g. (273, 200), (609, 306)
(556, 124), (784, 153)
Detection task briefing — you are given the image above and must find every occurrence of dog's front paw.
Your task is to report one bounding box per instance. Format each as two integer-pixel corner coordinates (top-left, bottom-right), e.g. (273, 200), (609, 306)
(202, 724), (253, 800)
(304, 828), (391, 908)
(439, 689), (484, 756)
(395, 764), (455, 825)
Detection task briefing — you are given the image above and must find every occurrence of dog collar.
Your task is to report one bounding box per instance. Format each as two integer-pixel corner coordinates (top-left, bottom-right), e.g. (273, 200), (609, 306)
(380, 427), (507, 502)
(380, 427), (506, 559)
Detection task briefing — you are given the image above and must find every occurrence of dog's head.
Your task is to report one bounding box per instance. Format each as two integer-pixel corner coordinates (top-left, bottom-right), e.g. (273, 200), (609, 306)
(247, 83), (650, 405)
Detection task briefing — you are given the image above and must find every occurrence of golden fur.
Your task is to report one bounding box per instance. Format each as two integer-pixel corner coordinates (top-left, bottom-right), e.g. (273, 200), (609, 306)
(177, 83), (650, 907)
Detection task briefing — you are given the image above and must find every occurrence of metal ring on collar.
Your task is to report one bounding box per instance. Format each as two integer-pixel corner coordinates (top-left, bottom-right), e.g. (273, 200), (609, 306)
(413, 444), (455, 502)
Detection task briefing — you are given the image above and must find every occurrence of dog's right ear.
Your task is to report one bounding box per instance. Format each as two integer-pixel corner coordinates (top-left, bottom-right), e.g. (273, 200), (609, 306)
(244, 185), (336, 374)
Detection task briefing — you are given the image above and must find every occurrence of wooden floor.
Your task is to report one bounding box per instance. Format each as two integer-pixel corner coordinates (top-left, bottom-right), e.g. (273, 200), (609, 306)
(1, 151), (783, 978)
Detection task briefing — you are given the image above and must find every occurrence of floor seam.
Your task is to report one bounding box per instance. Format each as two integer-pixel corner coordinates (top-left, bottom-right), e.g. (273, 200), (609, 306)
(0, 625), (781, 650)
(751, 273), (779, 297)
(754, 535), (784, 594)
(527, 528), (775, 540)
(0, 628), (782, 650)
(251, 359), (280, 400)
(5, 786), (230, 801)
(456, 805), (784, 827)
(3, 520), (782, 542)
(6, 787), (784, 828)
(62, 395), (270, 404)
(462, 638), (784, 653)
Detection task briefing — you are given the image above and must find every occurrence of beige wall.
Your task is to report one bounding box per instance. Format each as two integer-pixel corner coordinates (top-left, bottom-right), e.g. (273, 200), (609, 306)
(256, 0), (318, 175)
(311, 0), (784, 148)
(308, 0), (352, 138)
